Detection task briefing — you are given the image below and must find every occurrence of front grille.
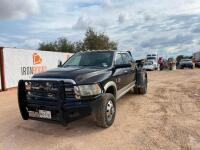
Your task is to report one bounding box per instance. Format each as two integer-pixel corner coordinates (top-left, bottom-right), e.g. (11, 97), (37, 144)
(27, 91), (57, 100)
(25, 80), (63, 103)
(24, 80), (76, 102)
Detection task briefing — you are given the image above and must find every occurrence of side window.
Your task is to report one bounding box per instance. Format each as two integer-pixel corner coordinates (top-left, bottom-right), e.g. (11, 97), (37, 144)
(115, 54), (124, 65)
(121, 53), (131, 64)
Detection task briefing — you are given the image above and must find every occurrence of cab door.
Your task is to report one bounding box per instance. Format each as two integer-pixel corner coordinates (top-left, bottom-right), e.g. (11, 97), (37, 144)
(121, 53), (136, 84)
(112, 53), (127, 90)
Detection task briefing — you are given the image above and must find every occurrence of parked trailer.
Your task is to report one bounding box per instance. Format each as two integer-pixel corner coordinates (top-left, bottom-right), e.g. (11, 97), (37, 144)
(193, 51), (200, 68)
(193, 51), (200, 61)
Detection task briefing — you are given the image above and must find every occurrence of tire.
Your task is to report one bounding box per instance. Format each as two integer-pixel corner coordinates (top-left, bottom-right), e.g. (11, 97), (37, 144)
(134, 69), (147, 95)
(139, 77), (147, 94)
(134, 87), (139, 94)
(94, 93), (116, 128)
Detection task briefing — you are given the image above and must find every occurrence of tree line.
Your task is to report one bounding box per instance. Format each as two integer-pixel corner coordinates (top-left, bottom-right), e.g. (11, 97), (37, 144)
(38, 27), (118, 52)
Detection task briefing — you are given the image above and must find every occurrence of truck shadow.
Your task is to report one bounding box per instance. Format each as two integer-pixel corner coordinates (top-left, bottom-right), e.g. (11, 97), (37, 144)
(16, 116), (104, 138)
(16, 92), (144, 138)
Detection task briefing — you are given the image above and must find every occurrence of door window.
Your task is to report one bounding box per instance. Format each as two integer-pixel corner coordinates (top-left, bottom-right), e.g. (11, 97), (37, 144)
(121, 53), (131, 64)
(115, 54), (124, 65)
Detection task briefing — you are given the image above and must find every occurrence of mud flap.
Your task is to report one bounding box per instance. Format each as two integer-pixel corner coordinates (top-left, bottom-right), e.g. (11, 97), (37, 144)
(18, 80), (29, 120)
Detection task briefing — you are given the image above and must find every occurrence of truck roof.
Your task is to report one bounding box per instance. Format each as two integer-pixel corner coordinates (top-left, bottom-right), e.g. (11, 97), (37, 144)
(78, 50), (128, 53)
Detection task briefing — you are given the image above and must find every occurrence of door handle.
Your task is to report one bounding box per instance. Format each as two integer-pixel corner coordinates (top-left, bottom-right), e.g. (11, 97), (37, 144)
(124, 70), (128, 73)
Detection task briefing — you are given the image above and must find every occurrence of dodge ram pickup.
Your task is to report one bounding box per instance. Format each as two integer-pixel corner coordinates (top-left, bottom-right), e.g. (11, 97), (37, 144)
(18, 50), (148, 128)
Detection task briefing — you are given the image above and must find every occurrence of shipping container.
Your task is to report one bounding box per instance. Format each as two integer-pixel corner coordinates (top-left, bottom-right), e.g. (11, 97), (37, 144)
(193, 51), (200, 61)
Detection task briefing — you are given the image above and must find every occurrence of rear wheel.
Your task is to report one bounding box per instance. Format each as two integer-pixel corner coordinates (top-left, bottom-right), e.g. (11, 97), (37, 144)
(134, 69), (147, 95)
(134, 78), (147, 94)
(94, 93), (116, 128)
(139, 77), (147, 94)
(134, 87), (139, 94)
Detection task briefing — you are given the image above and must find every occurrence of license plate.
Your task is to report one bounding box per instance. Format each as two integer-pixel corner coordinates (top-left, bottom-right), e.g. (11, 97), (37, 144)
(29, 111), (39, 118)
(39, 110), (51, 119)
(29, 110), (51, 119)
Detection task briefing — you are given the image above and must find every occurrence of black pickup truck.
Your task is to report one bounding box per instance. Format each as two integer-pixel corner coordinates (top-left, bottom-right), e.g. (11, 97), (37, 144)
(18, 50), (147, 128)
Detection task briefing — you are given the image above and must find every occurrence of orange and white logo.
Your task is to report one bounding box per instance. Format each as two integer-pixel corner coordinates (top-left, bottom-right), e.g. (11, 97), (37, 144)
(32, 53), (42, 65)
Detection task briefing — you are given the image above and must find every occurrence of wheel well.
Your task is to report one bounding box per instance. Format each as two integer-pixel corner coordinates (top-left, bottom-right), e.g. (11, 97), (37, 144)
(105, 86), (116, 98)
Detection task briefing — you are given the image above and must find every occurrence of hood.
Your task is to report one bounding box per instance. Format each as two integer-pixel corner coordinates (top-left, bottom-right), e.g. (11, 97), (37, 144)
(180, 61), (193, 64)
(143, 65), (154, 68)
(32, 66), (112, 84)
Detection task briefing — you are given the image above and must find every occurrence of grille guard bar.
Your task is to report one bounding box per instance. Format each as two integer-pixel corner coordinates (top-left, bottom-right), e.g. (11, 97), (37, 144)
(18, 79), (67, 124)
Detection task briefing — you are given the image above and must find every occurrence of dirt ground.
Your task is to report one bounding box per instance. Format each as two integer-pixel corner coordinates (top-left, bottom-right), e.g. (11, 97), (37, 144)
(0, 69), (200, 150)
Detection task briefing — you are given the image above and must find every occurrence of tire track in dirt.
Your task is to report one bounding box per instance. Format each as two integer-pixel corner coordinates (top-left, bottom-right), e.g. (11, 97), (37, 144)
(1, 70), (200, 150)
(136, 70), (200, 150)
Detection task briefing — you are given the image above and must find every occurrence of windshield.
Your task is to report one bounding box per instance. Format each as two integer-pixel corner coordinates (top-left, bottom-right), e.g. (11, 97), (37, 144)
(147, 57), (156, 60)
(63, 51), (114, 68)
(181, 59), (191, 62)
(145, 62), (153, 65)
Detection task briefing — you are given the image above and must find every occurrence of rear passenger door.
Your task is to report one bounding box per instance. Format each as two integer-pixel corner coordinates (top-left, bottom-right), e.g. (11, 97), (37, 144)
(121, 53), (135, 85)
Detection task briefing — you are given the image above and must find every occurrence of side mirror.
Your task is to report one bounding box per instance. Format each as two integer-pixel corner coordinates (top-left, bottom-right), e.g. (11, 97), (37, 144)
(115, 63), (131, 68)
(58, 60), (62, 67)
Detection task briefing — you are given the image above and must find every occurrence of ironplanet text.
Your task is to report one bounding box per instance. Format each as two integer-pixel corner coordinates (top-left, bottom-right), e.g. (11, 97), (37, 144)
(21, 66), (47, 76)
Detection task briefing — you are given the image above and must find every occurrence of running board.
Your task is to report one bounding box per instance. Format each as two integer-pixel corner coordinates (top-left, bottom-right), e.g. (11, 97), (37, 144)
(116, 82), (135, 100)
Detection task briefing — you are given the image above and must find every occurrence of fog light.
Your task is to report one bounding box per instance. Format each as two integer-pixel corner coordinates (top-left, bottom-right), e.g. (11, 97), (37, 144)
(25, 82), (31, 91)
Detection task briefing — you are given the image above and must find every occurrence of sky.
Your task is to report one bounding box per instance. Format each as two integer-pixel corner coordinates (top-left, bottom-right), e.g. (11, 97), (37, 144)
(0, 0), (200, 59)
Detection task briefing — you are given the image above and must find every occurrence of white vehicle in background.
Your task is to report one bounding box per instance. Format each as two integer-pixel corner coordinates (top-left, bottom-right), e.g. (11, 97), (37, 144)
(143, 61), (155, 71)
(147, 53), (158, 69)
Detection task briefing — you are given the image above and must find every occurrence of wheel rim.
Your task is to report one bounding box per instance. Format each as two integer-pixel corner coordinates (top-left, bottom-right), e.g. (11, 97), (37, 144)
(106, 100), (115, 122)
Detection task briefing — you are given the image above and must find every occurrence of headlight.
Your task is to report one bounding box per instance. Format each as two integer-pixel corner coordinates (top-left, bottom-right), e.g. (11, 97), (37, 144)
(74, 84), (102, 98)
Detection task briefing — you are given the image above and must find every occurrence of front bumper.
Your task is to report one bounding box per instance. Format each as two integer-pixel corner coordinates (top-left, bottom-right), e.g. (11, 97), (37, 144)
(180, 64), (193, 68)
(143, 66), (154, 71)
(144, 68), (154, 71)
(18, 80), (103, 124)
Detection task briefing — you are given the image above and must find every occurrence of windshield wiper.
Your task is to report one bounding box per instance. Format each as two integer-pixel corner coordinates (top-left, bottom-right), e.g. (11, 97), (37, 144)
(63, 65), (79, 67)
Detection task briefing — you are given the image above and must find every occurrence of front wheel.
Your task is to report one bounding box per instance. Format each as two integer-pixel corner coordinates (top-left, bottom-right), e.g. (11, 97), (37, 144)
(94, 93), (116, 128)
(18, 80), (29, 120)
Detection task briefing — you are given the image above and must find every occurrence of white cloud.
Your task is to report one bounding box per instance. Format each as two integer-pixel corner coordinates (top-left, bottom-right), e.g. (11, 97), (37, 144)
(118, 13), (129, 24)
(2, 0), (200, 58)
(21, 39), (42, 49)
(0, 33), (42, 49)
(102, 0), (112, 8)
(167, 47), (178, 54)
(72, 17), (89, 30)
(0, 0), (39, 20)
